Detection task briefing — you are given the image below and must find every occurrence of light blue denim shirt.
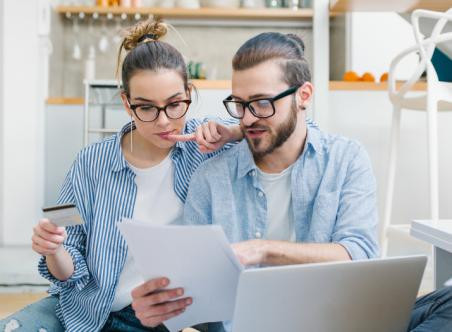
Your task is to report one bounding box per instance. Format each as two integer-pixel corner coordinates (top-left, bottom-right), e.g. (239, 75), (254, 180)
(183, 119), (379, 332)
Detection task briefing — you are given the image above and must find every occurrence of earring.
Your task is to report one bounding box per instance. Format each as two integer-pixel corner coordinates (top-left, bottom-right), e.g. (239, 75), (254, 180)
(130, 114), (133, 153)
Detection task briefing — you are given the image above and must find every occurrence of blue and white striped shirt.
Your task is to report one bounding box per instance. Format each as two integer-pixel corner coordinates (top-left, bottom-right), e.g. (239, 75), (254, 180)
(38, 118), (233, 331)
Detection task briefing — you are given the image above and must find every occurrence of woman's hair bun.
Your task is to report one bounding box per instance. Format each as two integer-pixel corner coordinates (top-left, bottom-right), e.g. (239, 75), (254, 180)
(122, 18), (167, 51)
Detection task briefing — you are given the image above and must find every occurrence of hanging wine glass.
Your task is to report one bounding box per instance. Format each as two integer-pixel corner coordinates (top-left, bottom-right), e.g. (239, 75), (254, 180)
(98, 15), (110, 54)
(68, 12), (82, 61)
(112, 14), (123, 46)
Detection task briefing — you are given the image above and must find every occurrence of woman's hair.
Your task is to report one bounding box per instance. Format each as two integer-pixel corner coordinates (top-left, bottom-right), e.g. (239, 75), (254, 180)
(232, 32), (311, 87)
(116, 18), (189, 96)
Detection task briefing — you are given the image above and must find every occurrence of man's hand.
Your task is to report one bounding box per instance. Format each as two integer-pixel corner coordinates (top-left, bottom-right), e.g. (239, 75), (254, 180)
(166, 121), (242, 153)
(233, 241), (352, 266)
(231, 240), (270, 266)
(131, 277), (192, 328)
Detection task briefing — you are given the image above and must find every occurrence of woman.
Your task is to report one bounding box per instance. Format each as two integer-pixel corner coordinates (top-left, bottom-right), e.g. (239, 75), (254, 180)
(0, 19), (241, 332)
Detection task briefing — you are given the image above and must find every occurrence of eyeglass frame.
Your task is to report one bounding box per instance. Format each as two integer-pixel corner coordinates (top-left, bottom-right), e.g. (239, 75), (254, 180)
(222, 85), (301, 119)
(126, 98), (192, 122)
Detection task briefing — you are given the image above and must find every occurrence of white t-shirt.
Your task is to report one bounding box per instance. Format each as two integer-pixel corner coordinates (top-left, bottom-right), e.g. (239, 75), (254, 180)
(257, 165), (296, 242)
(111, 154), (184, 312)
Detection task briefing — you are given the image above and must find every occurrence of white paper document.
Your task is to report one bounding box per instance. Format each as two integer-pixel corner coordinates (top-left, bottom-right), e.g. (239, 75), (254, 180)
(118, 219), (243, 332)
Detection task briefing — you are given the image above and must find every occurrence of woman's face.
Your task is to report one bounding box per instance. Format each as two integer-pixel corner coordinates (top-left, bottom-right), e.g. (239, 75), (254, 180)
(122, 69), (189, 150)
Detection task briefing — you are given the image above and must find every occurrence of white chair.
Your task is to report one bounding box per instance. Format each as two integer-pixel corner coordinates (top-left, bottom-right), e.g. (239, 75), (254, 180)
(381, 9), (452, 257)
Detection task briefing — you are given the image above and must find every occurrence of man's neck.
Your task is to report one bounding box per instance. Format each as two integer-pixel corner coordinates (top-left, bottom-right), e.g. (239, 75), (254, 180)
(256, 117), (307, 174)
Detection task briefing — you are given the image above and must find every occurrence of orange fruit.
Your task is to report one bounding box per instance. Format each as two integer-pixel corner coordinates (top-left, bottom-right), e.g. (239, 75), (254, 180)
(360, 72), (375, 82)
(343, 71), (360, 82)
(380, 72), (389, 82)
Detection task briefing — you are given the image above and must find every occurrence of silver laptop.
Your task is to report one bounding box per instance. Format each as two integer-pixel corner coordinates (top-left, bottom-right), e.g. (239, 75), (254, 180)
(232, 256), (427, 332)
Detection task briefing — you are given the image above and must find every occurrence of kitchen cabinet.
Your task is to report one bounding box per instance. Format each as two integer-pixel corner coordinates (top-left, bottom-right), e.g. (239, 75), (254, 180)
(56, 5), (314, 20)
(52, 1), (333, 127)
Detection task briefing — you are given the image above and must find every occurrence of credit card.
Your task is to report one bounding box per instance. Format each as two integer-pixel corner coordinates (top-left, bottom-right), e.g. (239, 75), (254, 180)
(42, 204), (83, 227)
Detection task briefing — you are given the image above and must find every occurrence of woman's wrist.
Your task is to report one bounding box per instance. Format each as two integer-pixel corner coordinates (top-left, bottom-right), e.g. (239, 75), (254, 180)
(229, 125), (244, 142)
(46, 246), (75, 281)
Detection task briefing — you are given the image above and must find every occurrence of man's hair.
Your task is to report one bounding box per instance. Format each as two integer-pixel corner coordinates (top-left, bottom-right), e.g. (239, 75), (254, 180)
(232, 32), (311, 87)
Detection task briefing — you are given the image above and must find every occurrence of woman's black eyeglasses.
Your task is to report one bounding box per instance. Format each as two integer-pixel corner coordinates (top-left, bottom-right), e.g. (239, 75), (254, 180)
(222, 85), (300, 119)
(127, 99), (192, 122)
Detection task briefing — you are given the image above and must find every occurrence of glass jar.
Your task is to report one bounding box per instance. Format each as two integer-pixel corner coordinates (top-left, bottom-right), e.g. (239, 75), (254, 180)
(265, 0), (282, 8)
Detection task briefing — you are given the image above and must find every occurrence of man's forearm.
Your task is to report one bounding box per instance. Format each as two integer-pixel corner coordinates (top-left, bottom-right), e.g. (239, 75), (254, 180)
(263, 241), (352, 265)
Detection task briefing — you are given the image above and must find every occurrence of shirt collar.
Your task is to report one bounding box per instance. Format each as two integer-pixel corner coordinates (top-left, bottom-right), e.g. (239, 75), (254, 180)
(111, 123), (132, 173)
(237, 118), (322, 178)
(305, 118), (323, 155)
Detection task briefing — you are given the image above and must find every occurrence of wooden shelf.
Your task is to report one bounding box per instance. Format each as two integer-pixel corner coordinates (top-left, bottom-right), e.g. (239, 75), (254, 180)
(330, 81), (427, 91)
(55, 5), (314, 20)
(47, 97), (84, 105)
(46, 80), (230, 105)
(47, 81), (430, 105)
(192, 80), (230, 89)
(330, 0), (452, 12)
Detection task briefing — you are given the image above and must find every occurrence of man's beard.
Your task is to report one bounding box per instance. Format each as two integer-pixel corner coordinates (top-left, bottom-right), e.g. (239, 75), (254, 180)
(241, 105), (298, 161)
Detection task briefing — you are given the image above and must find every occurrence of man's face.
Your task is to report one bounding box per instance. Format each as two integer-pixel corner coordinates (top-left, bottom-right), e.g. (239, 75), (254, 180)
(231, 60), (302, 160)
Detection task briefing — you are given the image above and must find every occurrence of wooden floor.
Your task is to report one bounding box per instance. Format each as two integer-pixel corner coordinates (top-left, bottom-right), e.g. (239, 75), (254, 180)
(0, 293), (47, 319)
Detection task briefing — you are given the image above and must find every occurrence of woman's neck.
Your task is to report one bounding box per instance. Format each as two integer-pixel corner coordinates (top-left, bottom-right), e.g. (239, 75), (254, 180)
(121, 130), (171, 168)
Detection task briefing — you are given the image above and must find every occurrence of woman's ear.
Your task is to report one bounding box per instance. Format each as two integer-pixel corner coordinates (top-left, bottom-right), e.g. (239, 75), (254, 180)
(121, 92), (133, 117)
(187, 83), (194, 99)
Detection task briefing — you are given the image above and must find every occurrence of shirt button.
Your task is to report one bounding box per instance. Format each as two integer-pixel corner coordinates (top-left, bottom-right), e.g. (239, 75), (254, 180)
(250, 170), (256, 177)
(255, 231), (262, 238)
(258, 191), (264, 198)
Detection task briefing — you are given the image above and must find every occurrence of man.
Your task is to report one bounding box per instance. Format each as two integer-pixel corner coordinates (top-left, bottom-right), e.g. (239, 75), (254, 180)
(131, 32), (452, 331)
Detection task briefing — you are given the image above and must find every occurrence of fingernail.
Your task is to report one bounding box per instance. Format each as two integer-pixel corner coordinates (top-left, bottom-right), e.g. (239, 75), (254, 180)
(186, 298), (192, 305)
(161, 278), (169, 287)
(177, 288), (183, 296)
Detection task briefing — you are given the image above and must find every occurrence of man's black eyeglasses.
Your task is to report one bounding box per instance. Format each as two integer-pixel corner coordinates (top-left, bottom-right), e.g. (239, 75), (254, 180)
(222, 85), (300, 119)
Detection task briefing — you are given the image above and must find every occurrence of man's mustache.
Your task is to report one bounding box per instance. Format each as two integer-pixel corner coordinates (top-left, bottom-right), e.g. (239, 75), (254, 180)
(241, 124), (270, 131)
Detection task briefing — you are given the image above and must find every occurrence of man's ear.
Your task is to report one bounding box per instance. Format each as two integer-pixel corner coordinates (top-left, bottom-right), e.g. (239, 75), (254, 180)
(297, 82), (313, 109)
(121, 92), (133, 117)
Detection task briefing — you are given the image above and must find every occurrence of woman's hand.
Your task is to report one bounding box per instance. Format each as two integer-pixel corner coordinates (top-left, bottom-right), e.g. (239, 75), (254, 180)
(32, 219), (66, 256)
(167, 121), (242, 153)
(33, 219), (75, 281)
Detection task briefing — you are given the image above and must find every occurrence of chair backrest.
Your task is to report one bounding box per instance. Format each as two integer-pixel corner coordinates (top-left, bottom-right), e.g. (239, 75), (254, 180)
(412, 9), (452, 83)
(389, 9), (452, 104)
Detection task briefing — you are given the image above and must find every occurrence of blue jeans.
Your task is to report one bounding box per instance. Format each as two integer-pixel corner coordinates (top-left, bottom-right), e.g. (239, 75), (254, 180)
(0, 296), (203, 332)
(102, 305), (169, 332)
(408, 286), (452, 331)
(0, 296), (63, 332)
(0, 296), (168, 332)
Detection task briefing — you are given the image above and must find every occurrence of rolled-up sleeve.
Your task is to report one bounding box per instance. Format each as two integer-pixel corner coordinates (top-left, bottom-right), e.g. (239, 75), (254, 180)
(332, 144), (379, 260)
(38, 158), (91, 291)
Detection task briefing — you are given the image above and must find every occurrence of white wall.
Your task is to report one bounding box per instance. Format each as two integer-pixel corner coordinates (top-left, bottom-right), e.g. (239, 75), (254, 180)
(0, 0), (4, 244)
(348, 12), (419, 80)
(0, 0), (45, 245)
(328, 90), (452, 226)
